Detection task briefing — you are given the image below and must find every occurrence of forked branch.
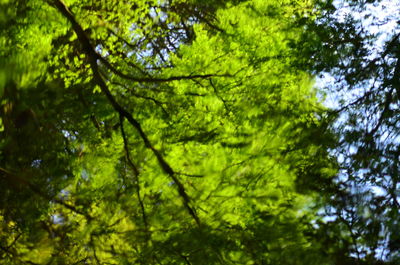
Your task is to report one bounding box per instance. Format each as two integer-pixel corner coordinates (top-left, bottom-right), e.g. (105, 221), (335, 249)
(51, 0), (200, 226)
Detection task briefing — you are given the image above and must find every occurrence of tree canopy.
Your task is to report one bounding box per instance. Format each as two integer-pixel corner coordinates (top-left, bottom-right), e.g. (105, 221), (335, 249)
(305, 0), (400, 263)
(1, 0), (398, 264)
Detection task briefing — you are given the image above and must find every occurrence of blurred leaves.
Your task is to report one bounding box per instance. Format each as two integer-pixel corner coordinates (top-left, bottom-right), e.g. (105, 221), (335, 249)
(0, 0), (339, 264)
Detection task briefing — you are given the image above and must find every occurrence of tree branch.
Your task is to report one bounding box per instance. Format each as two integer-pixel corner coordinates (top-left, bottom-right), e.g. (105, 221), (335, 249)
(50, 0), (200, 226)
(119, 114), (148, 230)
(98, 54), (230, 83)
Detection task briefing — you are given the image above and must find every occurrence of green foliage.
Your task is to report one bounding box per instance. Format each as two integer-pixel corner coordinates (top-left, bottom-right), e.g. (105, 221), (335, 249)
(0, 0), (338, 264)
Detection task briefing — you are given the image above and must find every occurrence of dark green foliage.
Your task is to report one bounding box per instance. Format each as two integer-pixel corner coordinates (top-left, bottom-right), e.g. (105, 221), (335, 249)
(307, 0), (400, 263)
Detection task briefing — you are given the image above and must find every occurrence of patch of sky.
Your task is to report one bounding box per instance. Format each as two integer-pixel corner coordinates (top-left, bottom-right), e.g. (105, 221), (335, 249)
(81, 169), (89, 180)
(316, 3), (400, 258)
(317, 0), (400, 160)
(316, 0), (400, 109)
(51, 214), (64, 224)
(31, 159), (42, 168)
(61, 129), (70, 137)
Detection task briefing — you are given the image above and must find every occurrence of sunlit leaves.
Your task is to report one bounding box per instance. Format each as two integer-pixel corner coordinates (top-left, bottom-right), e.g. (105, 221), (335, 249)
(0, 0), (338, 264)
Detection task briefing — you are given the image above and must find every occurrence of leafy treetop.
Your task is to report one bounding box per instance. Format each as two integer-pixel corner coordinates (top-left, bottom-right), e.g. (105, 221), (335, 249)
(0, 0), (337, 264)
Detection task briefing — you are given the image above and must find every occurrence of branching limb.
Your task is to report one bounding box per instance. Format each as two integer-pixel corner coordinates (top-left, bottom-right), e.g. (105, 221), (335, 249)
(51, 0), (200, 226)
(119, 114), (148, 230)
(110, 80), (170, 117)
(209, 79), (230, 113)
(77, 90), (101, 131)
(98, 54), (230, 83)
(367, 87), (394, 138)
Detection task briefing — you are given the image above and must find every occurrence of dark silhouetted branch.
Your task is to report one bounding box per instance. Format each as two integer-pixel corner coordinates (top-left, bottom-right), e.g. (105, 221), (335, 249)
(119, 114), (148, 230)
(98, 54), (230, 83)
(51, 0), (200, 226)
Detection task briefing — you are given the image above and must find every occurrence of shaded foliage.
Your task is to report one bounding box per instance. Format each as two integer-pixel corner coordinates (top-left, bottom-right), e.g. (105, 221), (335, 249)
(304, 0), (400, 263)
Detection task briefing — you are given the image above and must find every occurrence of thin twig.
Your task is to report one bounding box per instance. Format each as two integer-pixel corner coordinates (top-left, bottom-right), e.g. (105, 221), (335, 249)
(98, 54), (230, 83)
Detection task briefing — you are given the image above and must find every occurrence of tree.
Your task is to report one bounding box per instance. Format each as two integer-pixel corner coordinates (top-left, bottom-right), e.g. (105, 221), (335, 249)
(0, 0), (336, 264)
(303, 0), (400, 263)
